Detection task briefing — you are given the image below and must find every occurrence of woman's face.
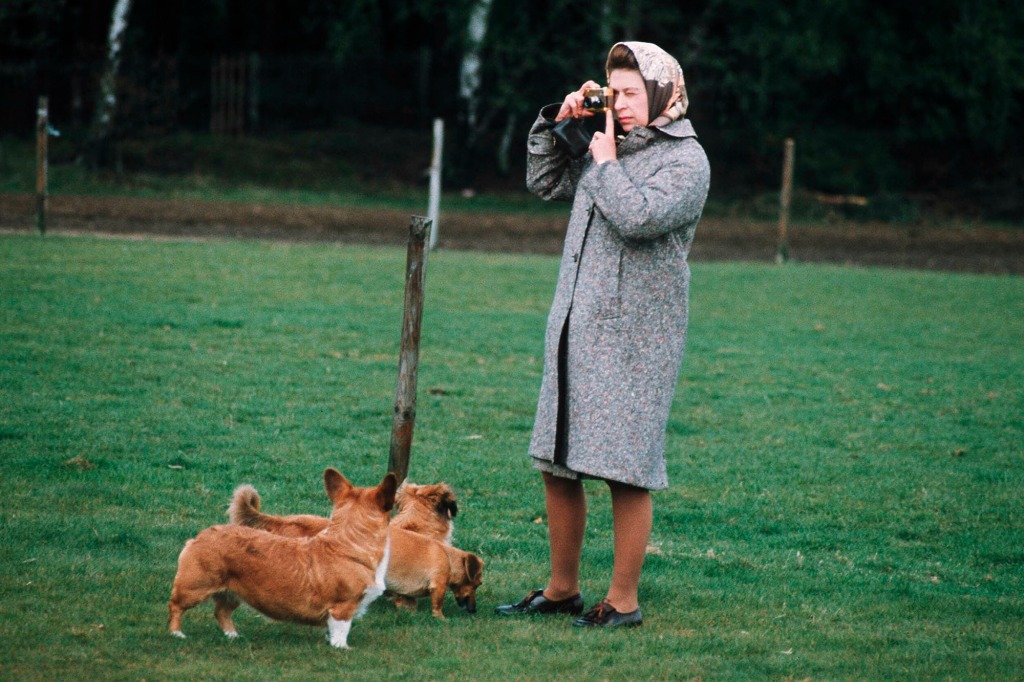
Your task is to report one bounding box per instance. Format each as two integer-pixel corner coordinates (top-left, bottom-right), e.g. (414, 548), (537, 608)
(610, 69), (648, 132)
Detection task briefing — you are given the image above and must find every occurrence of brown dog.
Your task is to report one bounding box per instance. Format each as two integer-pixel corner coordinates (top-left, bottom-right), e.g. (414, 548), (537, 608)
(168, 469), (397, 648)
(228, 482), (481, 617)
(391, 482), (459, 544)
(384, 527), (483, 618)
(229, 480), (457, 544)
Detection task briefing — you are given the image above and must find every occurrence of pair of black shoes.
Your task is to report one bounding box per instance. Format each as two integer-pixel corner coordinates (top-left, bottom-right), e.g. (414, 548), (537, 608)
(494, 589), (643, 628)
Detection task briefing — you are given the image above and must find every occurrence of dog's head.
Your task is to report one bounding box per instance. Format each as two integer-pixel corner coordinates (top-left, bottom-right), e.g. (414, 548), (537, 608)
(395, 482), (458, 520)
(449, 550), (484, 614)
(324, 468), (398, 519)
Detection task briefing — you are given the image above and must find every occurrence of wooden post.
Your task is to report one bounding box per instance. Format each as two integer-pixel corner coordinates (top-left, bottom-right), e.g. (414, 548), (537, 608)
(35, 96), (49, 235)
(777, 137), (795, 263)
(427, 119), (444, 250)
(388, 216), (433, 483)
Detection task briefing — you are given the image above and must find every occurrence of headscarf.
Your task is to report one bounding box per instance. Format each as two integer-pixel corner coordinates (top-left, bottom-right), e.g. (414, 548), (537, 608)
(606, 41), (688, 127)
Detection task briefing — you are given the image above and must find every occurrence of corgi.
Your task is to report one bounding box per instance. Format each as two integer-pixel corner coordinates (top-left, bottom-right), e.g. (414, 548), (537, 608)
(168, 469), (397, 648)
(392, 482), (458, 544)
(227, 482), (481, 618)
(229, 480), (457, 544)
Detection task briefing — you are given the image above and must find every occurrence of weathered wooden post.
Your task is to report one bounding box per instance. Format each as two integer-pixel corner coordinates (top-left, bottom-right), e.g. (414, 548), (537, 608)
(35, 96), (49, 235)
(777, 137), (795, 264)
(388, 215), (433, 483)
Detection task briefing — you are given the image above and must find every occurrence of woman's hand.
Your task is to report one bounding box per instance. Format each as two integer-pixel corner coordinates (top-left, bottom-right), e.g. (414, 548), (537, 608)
(554, 80), (603, 122)
(589, 110), (617, 165)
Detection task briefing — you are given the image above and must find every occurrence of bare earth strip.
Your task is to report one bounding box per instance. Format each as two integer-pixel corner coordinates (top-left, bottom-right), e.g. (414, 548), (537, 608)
(1, 193), (1021, 274)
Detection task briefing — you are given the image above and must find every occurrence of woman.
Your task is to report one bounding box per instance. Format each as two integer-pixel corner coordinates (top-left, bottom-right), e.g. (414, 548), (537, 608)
(495, 42), (710, 628)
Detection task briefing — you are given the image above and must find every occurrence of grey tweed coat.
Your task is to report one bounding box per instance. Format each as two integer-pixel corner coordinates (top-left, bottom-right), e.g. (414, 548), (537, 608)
(525, 105), (710, 490)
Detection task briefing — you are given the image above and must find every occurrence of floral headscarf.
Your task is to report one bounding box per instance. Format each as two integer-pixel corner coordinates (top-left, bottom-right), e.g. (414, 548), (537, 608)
(606, 41), (688, 127)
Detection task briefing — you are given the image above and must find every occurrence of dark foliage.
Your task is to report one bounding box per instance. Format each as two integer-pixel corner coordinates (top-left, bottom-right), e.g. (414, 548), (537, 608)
(1, 0), (1022, 217)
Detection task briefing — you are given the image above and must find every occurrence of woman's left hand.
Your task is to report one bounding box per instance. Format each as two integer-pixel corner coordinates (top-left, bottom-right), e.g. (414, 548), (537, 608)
(589, 110), (617, 165)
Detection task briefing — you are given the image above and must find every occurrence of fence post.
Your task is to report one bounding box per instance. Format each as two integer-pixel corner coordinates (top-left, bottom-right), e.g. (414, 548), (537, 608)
(388, 216), (433, 483)
(777, 137), (795, 264)
(427, 119), (444, 250)
(36, 96), (49, 235)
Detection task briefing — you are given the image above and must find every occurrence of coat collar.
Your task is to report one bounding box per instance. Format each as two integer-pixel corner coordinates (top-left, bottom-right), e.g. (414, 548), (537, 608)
(616, 118), (697, 153)
(654, 117), (697, 139)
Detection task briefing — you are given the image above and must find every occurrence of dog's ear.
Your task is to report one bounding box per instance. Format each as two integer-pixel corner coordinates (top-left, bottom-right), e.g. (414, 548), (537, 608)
(435, 486), (458, 519)
(377, 473), (398, 512)
(463, 553), (484, 582)
(323, 468), (352, 503)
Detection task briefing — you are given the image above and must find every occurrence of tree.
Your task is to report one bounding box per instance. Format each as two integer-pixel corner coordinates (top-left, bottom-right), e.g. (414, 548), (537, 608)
(88, 0), (133, 169)
(458, 0), (493, 135)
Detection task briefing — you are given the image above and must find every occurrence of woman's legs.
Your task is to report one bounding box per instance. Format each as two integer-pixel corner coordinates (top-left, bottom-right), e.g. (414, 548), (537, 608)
(542, 472), (587, 600)
(539, 473), (652, 612)
(604, 481), (652, 613)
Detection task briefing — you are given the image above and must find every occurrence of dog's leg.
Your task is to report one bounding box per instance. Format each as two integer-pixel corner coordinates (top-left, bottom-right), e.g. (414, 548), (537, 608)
(326, 602), (362, 648)
(356, 536), (391, 618)
(429, 582), (447, 619)
(169, 541), (227, 638)
(213, 591), (242, 638)
(326, 617), (352, 649)
(168, 587), (210, 638)
(168, 604), (188, 639)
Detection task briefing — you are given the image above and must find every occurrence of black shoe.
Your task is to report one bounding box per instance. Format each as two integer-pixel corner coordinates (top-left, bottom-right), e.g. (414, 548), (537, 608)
(571, 600), (643, 628)
(494, 589), (585, 616)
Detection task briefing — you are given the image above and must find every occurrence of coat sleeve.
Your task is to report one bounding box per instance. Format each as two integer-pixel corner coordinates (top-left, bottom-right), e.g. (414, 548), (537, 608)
(525, 105), (583, 203)
(579, 139), (710, 241)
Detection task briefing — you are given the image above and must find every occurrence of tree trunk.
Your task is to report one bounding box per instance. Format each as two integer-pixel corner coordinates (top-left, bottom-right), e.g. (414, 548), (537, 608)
(88, 0), (133, 169)
(458, 0), (493, 133)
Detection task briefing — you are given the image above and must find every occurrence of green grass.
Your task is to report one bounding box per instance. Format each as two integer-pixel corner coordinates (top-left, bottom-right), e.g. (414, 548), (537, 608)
(1, 234), (1022, 680)
(0, 130), (568, 219)
(8, 131), (1017, 229)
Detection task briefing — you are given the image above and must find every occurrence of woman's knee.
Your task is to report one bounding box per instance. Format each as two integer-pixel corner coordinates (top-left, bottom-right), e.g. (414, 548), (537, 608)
(606, 479), (649, 497)
(542, 471), (584, 496)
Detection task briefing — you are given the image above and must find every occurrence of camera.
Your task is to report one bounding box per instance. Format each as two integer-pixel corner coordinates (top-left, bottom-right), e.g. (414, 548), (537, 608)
(550, 85), (622, 159)
(582, 87), (615, 113)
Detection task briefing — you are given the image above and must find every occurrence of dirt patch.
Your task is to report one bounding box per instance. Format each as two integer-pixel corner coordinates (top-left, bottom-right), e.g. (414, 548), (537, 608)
(2, 193), (1022, 274)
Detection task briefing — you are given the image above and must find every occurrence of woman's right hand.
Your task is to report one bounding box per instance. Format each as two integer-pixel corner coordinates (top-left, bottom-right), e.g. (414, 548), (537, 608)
(554, 81), (603, 122)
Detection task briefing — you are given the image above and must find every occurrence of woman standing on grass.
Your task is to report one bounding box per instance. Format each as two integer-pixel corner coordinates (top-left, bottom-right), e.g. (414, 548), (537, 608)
(495, 41), (710, 628)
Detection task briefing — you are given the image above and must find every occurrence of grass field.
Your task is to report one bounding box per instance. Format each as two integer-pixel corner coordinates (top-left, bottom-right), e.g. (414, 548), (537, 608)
(0, 131), (569, 220)
(6, 131), (1000, 227)
(1, 233), (1022, 680)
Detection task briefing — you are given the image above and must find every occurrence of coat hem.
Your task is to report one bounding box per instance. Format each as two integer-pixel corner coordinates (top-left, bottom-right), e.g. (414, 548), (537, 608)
(531, 455), (667, 491)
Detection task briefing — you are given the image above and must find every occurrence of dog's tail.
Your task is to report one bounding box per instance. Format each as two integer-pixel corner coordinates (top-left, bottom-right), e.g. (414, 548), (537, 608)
(228, 484), (264, 527)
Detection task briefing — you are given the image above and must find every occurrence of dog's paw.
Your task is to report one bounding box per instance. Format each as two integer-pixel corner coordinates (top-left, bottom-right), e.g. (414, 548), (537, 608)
(170, 630), (186, 639)
(326, 632), (350, 649)
(326, 617), (352, 649)
(223, 630), (239, 640)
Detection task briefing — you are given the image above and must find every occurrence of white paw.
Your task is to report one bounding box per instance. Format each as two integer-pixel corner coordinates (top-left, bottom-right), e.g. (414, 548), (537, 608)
(223, 630), (239, 640)
(171, 630), (186, 639)
(327, 617), (352, 649)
